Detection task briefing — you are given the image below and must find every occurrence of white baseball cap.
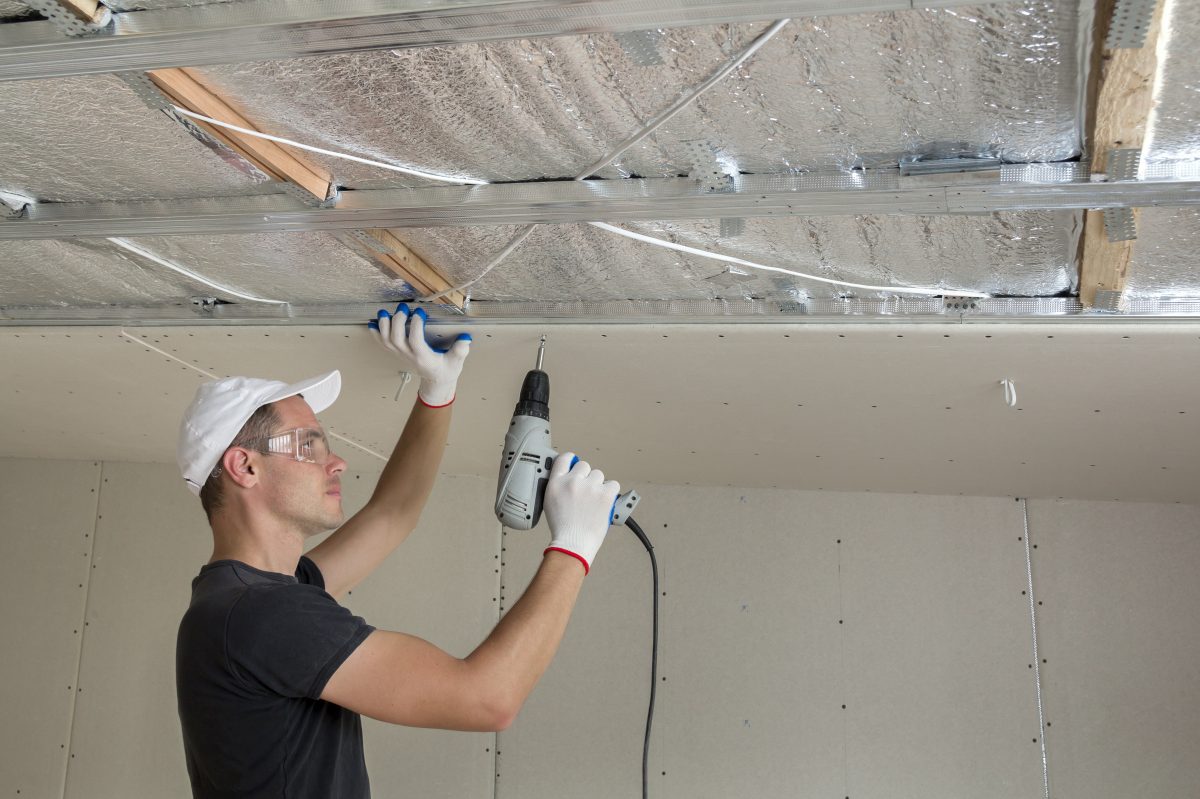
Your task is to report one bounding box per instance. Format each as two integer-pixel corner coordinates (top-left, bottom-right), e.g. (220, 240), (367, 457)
(178, 370), (342, 495)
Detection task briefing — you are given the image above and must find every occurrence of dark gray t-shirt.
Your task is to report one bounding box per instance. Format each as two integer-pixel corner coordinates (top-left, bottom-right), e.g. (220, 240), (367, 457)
(177, 556), (375, 798)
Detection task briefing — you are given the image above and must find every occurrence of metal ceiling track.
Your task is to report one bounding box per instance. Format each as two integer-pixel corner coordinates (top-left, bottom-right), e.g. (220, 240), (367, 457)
(4, 298), (1200, 326)
(3, 166), (1200, 239)
(0, 0), (1014, 82)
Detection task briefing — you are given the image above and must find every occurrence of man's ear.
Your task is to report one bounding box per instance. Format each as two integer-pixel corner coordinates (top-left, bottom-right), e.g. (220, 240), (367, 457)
(223, 447), (260, 490)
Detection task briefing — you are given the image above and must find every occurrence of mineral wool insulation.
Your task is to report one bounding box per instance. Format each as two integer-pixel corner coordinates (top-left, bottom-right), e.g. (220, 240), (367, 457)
(0, 0), (1091, 307)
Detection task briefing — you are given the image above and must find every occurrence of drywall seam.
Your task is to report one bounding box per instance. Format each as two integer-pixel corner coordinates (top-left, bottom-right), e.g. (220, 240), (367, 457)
(59, 460), (104, 799)
(1022, 498), (1051, 799)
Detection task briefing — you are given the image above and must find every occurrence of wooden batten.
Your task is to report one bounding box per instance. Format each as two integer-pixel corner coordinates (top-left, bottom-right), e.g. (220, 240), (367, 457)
(364, 229), (466, 309)
(147, 68), (464, 308)
(147, 67), (333, 200)
(58, 0), (108, 24)
(1078, 0), (1165, 308)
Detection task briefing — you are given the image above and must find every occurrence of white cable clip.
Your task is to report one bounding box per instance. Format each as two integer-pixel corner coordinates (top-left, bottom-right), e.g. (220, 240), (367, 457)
(1000, 378), (1018, 408)
(394, 371), (413, 402)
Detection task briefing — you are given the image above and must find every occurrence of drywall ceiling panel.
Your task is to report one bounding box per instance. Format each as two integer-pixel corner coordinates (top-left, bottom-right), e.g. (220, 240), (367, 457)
(0, 458), (100, 799)
(840, 495), (1042, 798)
(2, 324), (1198, 503)
(63, 462), (497, 799)
(191, 1), (1079, 189)
(1124, 209), (1200, 298)
(0, 239), (196, 306)
(1027, 499), (1200, 799)
(0, 74), (275, 202)
(1142, 0), (1200, 167)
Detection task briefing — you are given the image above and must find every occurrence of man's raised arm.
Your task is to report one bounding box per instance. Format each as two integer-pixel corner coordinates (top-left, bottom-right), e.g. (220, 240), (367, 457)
(308, 305), (471, 598)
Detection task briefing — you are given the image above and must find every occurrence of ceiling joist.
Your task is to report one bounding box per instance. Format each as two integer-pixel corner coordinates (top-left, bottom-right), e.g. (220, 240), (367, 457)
(142, 67), (465, 308)
(1079, 0), (1166, 309)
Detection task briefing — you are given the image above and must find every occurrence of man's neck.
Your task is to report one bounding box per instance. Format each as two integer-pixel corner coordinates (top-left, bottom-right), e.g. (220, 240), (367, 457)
(210, 517), (306, 576)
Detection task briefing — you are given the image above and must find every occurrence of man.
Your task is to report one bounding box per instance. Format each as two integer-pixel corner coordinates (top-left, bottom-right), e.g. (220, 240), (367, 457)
(175, 304), (620, 798)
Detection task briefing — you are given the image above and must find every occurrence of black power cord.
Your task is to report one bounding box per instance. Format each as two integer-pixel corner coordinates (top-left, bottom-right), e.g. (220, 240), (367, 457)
(624, 517), (657, 799)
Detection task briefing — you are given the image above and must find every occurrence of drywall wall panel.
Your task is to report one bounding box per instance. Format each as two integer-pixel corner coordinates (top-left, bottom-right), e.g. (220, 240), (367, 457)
(62, 461), (498, 798)
(496, 487), (1041, 799)
(1028, 499), (1200, 799)
(0, 458), (100, 799)
(338, 473), (500, 799)
(495, 482), (677, 799)
(841, 495), (1043, 799)
(652, 485), (844, 799)
(62, 461), (211, 799)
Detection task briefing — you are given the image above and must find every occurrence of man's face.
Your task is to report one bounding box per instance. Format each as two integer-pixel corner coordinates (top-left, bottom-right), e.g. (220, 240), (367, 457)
(258, 396), (347, 537)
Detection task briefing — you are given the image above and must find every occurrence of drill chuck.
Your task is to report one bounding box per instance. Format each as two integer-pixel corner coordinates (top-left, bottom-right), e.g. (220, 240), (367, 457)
(513, 369), (550, 422)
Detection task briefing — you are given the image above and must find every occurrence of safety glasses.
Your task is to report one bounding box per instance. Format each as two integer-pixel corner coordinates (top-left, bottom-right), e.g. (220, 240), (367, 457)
(244, 427), (334, 465)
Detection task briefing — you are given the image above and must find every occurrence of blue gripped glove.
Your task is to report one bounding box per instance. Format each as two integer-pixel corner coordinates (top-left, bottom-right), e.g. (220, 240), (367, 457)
(542, 452), (622, 574)
(368, 304), (472, 408)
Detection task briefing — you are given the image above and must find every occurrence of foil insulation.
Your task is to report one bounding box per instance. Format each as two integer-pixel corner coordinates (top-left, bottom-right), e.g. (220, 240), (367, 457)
(0, 232), (412, 306)
(396, 213), (1078, 302)
(1142, 0), (1200, 168)
(0, 239), (194, 306)
(111, 232), (415, 304)
(0, 0), (30, 19)
(103, 0), (235, 8)
(1124, 208), (1200, 298)
(193, 0), (1080, 190)
(0, 74), (274, 202)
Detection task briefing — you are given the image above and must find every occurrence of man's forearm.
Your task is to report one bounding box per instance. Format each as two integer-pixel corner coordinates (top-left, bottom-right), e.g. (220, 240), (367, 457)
(464, 552), (586, 723)
(368, 399), (453, 522)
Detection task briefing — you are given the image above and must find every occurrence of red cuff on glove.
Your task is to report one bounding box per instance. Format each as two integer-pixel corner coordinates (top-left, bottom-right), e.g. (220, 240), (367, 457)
(418, 394), (455, 409)
(545, 547), (590, 575)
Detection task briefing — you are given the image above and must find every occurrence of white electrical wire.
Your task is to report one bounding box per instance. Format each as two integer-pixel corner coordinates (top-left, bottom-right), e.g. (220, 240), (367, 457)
(419, 19), (794, 304)
(417, 225), (537, 303)
(107, 238), (289, 305)
(588, 223), (992, 298)
(119, 330), (389, 462)
(171, 106), (489, 186)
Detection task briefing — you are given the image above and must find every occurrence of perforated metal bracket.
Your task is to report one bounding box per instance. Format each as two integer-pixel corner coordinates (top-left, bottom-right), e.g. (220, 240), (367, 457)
(1105, 0), (1159, 49)
(614, 30), (663, 66)
(681, 140), (734, 192)
(1103, 206), (1137, 242)
(719, 217), (745, 238)
(1107, 148), (1142, 182)
(1090, 289), (1127, 313)
(22, 0), (112, 36)
(942, 295), (982, 313)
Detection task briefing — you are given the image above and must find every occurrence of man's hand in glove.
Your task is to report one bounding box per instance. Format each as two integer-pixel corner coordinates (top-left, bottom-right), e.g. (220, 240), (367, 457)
(369, 304), (471, 408)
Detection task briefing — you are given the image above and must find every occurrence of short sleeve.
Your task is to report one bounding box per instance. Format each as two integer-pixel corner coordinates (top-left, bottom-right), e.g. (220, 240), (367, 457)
(226, 582), (374, 700)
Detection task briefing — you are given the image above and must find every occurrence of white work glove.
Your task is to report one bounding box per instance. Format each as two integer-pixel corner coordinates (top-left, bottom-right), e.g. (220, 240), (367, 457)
(543, 452), (621, 575)
(369, 303), (471, 407)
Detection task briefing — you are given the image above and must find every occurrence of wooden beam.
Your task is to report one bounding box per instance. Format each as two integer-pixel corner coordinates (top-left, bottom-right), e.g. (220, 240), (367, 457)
(1079, 0), (1165, 308)
(148, 67), (334, 200)
(146, 68), (465, 308)
(58, 0), (108, 25)
(363, 229), (466, 308)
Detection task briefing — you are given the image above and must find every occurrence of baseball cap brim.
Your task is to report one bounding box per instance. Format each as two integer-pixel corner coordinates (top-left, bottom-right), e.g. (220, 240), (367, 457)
(267, 369), (341, 415)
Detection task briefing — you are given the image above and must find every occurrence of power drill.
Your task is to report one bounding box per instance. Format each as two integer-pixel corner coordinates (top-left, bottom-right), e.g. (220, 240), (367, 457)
(495, 336), (640, 530)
